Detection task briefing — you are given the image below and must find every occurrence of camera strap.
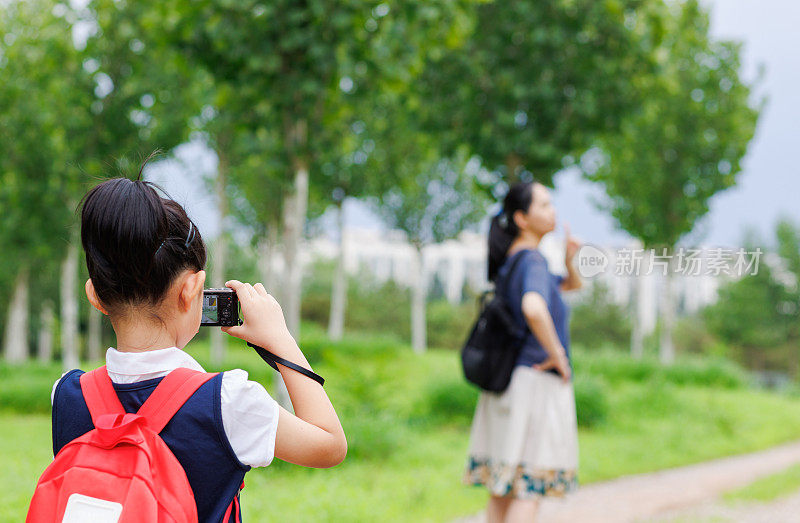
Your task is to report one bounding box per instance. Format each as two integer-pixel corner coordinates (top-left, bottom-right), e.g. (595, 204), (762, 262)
(247, 342), (325, 387)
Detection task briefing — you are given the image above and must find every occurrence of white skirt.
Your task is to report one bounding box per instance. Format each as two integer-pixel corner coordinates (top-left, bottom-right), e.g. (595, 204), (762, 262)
(463, 365), (579, 499)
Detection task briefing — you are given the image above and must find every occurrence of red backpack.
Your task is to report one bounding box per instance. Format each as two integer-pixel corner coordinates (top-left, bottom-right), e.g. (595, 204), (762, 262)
(27, 366), (217, 523)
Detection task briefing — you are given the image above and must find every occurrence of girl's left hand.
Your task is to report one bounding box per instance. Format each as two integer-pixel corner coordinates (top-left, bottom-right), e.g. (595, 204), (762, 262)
(564, 222), (582, 263)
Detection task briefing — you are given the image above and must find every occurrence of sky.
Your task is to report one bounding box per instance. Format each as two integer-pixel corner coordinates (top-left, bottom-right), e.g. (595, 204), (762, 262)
(151, 0), (800, 250)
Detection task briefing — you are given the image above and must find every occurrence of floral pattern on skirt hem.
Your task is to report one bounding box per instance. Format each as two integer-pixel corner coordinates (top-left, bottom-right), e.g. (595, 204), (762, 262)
(463, 456), (578, 499)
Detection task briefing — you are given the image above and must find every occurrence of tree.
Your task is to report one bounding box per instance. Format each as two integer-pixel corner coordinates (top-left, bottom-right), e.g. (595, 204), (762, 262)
(703, 221), (798, 372)
(0, 0), (91, 364)
(570, 280), (632, 349)
(417, 0), (662, 186)
(372, 145), (490, 352)
(155, 0), (476, 345)
(308, 115), (375, 341)
(585, 0), (761, 363)
(0, 0), (203, 366)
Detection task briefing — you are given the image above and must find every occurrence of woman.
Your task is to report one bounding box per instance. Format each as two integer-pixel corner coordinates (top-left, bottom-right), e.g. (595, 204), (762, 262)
(464, 181), (583, 522)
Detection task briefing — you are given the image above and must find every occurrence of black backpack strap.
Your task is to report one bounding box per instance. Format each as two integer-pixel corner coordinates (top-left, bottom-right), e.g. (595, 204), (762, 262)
(498, 250), (528, 301)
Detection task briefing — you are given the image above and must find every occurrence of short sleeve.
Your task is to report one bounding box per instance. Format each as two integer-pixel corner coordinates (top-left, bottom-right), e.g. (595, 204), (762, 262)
(522, 254), (552, 307)
(220, 369), (281, 468)
(51, 371), (71, 404)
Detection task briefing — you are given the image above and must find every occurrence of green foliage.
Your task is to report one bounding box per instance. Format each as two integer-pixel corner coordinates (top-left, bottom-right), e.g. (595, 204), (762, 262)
(417, 0), (662, 185)
(425, 299), (474, 351)
(301, 259), (412, 340)
(370, 150), (490, 247)
(707, 265), (786, 348)
(672, 314), (720, 355)
(153, 0), (479, 242)
(702, 220), (800, 372)
(413, 378), (479, 426)
(0, 361), (64, 414)
(586, 0), (761, 248)
(0, 0), (203, 357)
(301, 260), (476, 350)
(574, 375), (609, 428)
(569, 281), (632, 349)
(0, 0), (86, 279)
(571, 346), (749, 389)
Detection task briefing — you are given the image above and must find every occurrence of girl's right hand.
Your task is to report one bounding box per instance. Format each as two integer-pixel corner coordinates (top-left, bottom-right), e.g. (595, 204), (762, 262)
(221, 280), (294, 355)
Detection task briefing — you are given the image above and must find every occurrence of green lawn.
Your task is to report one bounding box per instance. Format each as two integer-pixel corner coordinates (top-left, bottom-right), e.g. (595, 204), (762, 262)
(4, 329), (800, 521)
(723, 464), (800, 504)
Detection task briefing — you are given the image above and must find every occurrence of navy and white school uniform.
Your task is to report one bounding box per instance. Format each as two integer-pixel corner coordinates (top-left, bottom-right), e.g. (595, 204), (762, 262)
(464, 248), (579, 499)
(51, 347), (280, 522)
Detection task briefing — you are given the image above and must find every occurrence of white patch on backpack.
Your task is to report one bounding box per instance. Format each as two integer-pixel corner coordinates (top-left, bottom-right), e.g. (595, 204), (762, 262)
(62, 493), (123, 523)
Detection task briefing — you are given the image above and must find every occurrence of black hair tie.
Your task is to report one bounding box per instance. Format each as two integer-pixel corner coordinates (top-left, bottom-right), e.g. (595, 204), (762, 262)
(153, 222), (195, 257)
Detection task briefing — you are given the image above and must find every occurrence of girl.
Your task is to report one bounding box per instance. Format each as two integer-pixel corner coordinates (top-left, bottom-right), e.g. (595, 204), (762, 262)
(464, 181), (582, 522)
(50, 176), (346, 521)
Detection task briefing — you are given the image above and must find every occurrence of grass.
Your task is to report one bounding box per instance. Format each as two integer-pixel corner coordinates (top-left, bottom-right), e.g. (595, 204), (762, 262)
(0, 415), (52, 522)
(4, 327), (800, 521)
(723, 464), (800, 504)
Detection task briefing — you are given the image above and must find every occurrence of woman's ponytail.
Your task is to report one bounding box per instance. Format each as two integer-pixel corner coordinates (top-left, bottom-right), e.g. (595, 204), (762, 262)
(487, 182), (535, 282)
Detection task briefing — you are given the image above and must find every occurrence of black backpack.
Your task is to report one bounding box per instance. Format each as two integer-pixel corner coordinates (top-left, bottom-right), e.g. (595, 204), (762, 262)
(461, 252), (527, 392)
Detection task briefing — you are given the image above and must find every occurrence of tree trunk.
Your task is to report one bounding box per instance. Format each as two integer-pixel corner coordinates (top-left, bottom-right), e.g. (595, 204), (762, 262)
(37, 301), (55, 363)
(659, 250), (675, 365)
(411, 244), (427, 354)
(506, 152), (522, 181)
(211, 148), (229, 365)
(630, 272), (645, 359)
(258, 221), (279, 296)
(61, 242), (80, 370)
(328, 199), (347, 341)
(3, 268), (30, 363)
(87, 306), (102, 362)
(283, 162), (309, 338)
(276, 119), (309, 410)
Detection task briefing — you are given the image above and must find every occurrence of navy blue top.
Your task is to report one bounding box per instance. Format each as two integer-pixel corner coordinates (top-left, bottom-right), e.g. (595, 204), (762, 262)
(497, 248), (571, 370)
(52, 369), (249, 523)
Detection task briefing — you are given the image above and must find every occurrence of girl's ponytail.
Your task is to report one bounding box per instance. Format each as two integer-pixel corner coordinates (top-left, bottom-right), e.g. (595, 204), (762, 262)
(486, 182), (535, 282)
(80, 174), (206, 315)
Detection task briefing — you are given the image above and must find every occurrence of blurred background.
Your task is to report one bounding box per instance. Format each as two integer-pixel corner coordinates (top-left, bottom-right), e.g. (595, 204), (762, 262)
(1, 0), (799, 521)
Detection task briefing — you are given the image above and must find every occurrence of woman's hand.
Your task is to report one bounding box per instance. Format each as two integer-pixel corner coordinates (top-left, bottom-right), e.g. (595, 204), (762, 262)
(533, 350), (572, 382)
(221, 280), (294, 356)
(564, 222), (582, 264)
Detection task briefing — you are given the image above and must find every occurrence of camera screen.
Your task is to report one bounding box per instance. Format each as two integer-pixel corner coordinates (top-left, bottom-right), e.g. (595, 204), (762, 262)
(202, 295), (218, 323)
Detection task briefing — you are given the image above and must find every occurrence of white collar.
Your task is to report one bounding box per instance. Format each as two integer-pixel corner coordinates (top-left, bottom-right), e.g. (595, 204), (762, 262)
(105, 346), (205, 384)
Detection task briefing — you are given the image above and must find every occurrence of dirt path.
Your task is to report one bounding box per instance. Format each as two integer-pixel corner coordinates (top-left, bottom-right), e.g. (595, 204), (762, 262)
(456, 440), (800, 522)
(650, 488), (800, 522)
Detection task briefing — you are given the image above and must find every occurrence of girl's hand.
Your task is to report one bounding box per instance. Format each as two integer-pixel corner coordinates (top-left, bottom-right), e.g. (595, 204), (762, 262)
(221, 280), (294, 354)
(533, 351), (572, 382)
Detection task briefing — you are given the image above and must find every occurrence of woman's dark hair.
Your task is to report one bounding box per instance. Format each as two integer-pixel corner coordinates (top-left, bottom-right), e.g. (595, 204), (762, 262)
(80, 177), (206, 314)
(487, 182), (534, 282)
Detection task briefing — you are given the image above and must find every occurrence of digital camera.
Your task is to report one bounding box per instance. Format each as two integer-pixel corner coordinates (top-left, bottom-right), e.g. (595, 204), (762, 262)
(201, 288), (239, 327)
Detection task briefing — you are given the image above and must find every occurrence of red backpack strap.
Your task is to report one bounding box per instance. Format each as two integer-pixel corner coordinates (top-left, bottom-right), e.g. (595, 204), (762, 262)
(80, 366), (126, 425)
(221, 482), (245, 523)
(136, 367), (218, 433)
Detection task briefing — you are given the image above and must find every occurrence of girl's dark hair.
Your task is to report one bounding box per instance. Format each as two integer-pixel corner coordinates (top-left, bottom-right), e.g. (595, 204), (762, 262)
(80, 177), (206, 314)
(487, 182), (534, 282)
